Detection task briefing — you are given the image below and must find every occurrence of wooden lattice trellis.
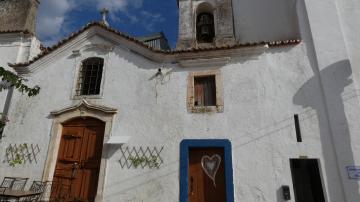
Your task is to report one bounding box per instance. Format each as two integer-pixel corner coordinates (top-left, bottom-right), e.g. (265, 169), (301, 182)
(4, 143), (40, 165)
(119, 146), (164, 169)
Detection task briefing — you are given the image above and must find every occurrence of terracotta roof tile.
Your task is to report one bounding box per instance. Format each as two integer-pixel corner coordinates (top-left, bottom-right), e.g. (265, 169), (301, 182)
(8, 21), (301, 68)
(0, 30), (33, 35)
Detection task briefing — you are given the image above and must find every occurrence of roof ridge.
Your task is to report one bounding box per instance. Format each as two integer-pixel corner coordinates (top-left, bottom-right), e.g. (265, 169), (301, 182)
(0, 29), (34, 35)
(8, 22), (301, 68)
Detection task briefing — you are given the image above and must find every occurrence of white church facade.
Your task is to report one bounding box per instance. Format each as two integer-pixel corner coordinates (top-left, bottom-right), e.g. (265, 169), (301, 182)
(0, 0), (360, 201)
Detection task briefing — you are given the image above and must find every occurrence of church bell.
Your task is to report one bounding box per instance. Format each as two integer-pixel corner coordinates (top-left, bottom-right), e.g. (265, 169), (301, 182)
(197, 13), (215, 42)
(200, 24), (211, 38)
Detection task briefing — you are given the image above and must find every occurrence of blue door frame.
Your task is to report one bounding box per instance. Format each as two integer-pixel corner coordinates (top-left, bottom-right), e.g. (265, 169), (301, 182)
(179, 139), (234, 202)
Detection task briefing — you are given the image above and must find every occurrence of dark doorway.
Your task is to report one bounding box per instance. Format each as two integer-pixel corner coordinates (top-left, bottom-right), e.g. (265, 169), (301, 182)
(290, 159), (326, 202)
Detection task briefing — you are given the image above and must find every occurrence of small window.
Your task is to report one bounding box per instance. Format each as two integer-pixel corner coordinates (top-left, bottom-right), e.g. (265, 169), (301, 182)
(194, 76), (216, 106)
(187, 70), (223, 113)
(76, 57), (104, 96)
(196, 13), (215, 43)
(294, 114), (302, 142)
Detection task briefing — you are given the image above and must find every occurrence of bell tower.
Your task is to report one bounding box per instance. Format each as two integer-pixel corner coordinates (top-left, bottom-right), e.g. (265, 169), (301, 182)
(177, 0), (235, 49)
(0, 0), (41, 64)
(0, 0), (39, 34)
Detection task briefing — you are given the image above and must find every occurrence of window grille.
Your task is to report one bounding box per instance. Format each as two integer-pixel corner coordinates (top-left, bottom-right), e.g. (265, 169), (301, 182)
(76, 57), (104, 96)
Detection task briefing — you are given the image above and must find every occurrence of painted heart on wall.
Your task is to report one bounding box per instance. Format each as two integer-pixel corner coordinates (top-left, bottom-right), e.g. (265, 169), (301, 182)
(201, 154), (221, 187)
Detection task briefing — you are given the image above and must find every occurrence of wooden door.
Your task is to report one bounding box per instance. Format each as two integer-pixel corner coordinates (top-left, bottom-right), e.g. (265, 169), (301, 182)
(51, 118), (105, 202)
(194, 76), (216, 106)
(189, 148), (226, 202)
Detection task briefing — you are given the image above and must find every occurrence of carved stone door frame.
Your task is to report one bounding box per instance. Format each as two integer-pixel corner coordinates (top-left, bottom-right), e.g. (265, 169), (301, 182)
(42, 99), (117, 202)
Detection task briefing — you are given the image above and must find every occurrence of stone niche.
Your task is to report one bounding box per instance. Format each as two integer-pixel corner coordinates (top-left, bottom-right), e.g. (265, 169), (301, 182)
(177, 0), (235, 49)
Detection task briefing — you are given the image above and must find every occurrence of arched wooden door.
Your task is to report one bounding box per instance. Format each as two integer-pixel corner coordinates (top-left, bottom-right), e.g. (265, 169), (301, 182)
(51, 117), (105, 202)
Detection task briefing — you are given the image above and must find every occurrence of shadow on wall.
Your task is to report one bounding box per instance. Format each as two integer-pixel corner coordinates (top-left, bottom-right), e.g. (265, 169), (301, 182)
(293, 59), (359, 201)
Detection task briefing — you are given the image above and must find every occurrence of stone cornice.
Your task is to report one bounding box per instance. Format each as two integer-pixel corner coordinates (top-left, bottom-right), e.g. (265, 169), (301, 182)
(50, 99), (117, 116)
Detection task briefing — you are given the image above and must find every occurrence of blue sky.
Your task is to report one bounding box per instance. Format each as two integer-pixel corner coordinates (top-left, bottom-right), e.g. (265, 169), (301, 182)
(36, 0), (179, 48)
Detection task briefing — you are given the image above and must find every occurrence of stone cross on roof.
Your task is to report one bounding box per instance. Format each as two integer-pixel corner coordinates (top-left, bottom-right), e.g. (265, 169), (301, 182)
(100, 8), (109, 27)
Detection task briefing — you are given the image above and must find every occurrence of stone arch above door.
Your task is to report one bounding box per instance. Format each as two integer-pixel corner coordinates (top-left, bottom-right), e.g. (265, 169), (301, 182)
(50, 99), (117, 120)
(43, 99), (117, 201)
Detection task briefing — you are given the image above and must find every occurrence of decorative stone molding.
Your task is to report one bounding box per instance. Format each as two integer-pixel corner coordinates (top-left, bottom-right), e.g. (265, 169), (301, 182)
(82, 43), (115, 52)
(50, 99), (117, 117)
(187, 69), (224, 113)
(179, 57), (230, 68)
(176, 44), (268, 61)
(70, 47), (109, 100)
(43, 99), (117, 202)
(215, 36), (236, 47)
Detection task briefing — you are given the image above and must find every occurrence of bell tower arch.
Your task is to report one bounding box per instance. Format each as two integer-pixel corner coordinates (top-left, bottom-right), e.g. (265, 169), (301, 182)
(196, 3), (215, 43)
(177, 0), (235, 49)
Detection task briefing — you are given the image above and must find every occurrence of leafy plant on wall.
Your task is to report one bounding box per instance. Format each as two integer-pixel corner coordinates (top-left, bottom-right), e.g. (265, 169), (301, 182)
(4, 143), (41, 167)
(0, 67), (40, 132)
(6, 143), (28, 167)
(9, 153), (23, 167)
(0, 67), (40, 96)
(119, 146), (164, 169)
(128, 155), (161, 169)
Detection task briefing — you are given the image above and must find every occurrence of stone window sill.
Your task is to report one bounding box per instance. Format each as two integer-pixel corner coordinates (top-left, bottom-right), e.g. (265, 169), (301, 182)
(189, 105), (224, 113)
(72, 95), (103, 100)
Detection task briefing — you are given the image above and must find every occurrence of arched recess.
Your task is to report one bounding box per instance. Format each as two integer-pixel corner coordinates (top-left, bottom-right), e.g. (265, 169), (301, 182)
(196, 2), (216, 43)
(42, 99), (117, 201)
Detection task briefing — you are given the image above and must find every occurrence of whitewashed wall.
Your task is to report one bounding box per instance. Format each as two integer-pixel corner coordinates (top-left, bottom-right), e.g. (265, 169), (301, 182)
(0, 34), (41, 115)
(232, 0), (300, 42)
(0, 34), (22, 118)
(299, 0), (360, 200)
(0, 0), (359, 201)
(335, 0), (360, 91)
(0, 33), (354, 201)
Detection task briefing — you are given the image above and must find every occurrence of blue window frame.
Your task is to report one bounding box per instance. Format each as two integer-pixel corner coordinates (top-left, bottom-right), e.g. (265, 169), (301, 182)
(179, 139), (234, 202)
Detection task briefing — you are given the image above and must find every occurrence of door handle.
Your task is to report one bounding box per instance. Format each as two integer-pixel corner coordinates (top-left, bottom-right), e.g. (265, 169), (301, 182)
(71, 162), (79, 178)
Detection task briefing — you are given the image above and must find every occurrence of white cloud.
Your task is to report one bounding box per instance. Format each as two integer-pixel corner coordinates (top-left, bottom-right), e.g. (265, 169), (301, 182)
(37, 0), (72, 40)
